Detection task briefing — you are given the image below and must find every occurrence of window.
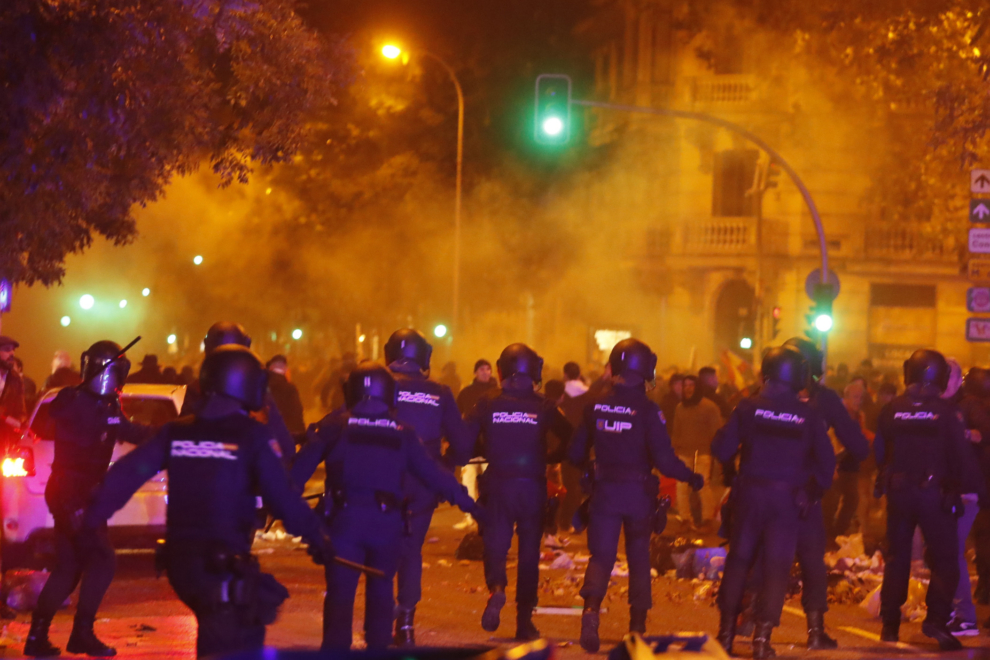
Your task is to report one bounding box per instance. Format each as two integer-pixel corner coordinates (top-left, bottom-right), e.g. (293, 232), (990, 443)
(712, 149), (758, 217)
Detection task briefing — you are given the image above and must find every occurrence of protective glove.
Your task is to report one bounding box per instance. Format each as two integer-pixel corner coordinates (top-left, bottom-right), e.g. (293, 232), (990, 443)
(688, 472), (704, 492)
(306, 529), (336, 566)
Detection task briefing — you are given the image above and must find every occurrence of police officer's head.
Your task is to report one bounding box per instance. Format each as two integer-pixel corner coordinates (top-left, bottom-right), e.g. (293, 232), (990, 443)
(81, 341), (130, 398)
(782, 337), (823, 380)
(496, 343), (543, 388)
(903, 349), (950, 394)
(199, 345), (269, 412)
(608, 338), (657, 388)
(965, 367), (990, 398)
(761, 346), (809, 393)
(203, 321), (251, 354)
(384, 328), (432, 372)
(344, 362), (396, 413)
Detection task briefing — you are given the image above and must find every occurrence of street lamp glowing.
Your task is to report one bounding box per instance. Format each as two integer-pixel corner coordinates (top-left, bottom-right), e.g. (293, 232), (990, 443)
(291, 328), (303, 340)
(382, 44), (402, 60)
(814, 314), (834, 333)
(60, 316), (71, 327)
(433, 324), (448, 338)
(167, 334), (176, 345)
(193, 255), (203, 265)
(739, 337), (753, 350)
(119, 299), (127, 309)
(542, 116), (564, 137)
(142, 288), (151, 297)
(79, 294), (95, 310)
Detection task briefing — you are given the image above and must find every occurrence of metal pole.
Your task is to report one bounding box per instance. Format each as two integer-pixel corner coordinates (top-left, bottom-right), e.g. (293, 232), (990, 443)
(571, 98), (830, 366)
(423, 52), (465, 336)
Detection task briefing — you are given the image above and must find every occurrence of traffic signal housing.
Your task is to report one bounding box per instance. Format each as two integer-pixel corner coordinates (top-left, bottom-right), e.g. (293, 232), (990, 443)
(771, 306), (782, 340)
(812, 284), (834, 333)
(534, 74), (572, 145)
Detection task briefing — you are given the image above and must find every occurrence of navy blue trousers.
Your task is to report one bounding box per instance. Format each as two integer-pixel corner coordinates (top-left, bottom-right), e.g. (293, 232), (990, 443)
(483, 477), (545, 605)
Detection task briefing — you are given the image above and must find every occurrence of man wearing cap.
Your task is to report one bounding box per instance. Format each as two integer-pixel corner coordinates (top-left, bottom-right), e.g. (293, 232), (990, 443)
(0, 336), (25, 443)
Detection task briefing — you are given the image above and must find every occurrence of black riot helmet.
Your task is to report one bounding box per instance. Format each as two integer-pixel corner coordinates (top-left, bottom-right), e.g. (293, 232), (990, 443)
(81, 341), (130, 398)
(608, 338), (657, 386)
(761, 346), (810, 393)
(903, 349), (950, 393)
(203, 321), (251, 354)
(384, 328), (433, 371)
(964, 367), (990, 398)
(344, 362), (396, 410)
(496, 343), (544, 385)
(199, 345), (269, 411)
(783, 337), (824, 380)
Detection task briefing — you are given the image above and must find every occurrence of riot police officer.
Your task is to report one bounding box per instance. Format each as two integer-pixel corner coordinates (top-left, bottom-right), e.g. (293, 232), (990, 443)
(781, 336), (870, 648)
(80, 345), (334, 657)
(181, 321), (296, 465)
(568, 338), (704, 652)
(464, 343), (573, 640)
(713, 346), (835, 659)
(292, 362), (480, 650)
(26, 341), (151, 658)
(384, 328), (473, 645)
(875, 349), (983, 650)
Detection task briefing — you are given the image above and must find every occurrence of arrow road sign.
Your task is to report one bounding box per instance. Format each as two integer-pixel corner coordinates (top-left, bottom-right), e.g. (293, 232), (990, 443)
(974, 169), (990, 193)
(968, 318), (990, 342)
(971, 228), (990, 253)
(973, 199), (990, 222)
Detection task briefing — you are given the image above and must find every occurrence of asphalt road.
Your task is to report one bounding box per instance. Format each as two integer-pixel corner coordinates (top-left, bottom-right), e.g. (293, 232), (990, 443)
(2, 506), (990, 659)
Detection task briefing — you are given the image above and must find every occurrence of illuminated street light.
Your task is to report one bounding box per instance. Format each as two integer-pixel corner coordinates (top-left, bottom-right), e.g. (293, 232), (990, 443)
(739, 337), (753, 350)
(79, 294), (95, 310)
(381, 44), (402, 59)
(291, 328), (303, 340)
(167, 334), (177, 345)
(60, 316), (71, 327)
(119, 299), (127, 309)
(193, 255), (203, 265)
(434, 324), (448, 339)
(142, 288), (151, 297)
(814, 313), (834, 333)
(358, 334), (366, 343)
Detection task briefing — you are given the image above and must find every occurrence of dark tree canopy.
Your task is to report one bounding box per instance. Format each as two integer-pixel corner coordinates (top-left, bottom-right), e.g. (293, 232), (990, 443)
(0, 0), (350, 285)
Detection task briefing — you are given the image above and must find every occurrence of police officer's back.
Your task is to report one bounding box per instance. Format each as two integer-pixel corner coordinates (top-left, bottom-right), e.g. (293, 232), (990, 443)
(383, 328), (473, 645)
(875, 349), (983, 650)
(465, 343), (573, 640)
(712, 346), (834, 659)
(82, 346), (333, 658)
(27, 340), (151, 658)
(292, 362), (479, 650)
(568, 339), (703, 652)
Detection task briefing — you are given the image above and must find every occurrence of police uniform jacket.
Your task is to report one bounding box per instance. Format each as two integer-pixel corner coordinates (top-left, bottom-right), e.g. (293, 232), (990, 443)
(83, 412), (323, 554)
(390, 362), (473, 467)
(810, 384), (870, 472)
(712, 385), (835, 489)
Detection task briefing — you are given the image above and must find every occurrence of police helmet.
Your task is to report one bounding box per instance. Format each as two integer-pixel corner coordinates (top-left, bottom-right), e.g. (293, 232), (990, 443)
(903, 349), (950, 392)
(496, 343), (544, 385)
(384, 328), (432, 371)
(964, 367), (990, 398)
(81, 341), (130, 397)
(782, 337), (824, 380)
(608, 338), (657, 386)
(761, 346), (809, 393)
(344, 362), (396, 410)
(203, 321), (251, 354)
(199, 345), (269, 411)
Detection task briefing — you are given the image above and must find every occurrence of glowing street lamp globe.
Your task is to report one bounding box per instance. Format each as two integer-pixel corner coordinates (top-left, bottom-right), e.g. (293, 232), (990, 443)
(60, 316), (71, 327)
(291, 328), (303, 340)
(382, 45), (402, 60)
(433, 324), (448, 339)
(79, 294), (95, 310)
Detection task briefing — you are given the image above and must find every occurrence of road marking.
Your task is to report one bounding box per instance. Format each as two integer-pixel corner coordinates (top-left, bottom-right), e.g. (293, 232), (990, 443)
(782, 605), (804, 618)
(781, 605), (920, 652)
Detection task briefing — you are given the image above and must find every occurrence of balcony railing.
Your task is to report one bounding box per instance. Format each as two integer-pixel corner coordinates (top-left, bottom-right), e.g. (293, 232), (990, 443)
(641, 218), (788, 259)
(688, 75), (758, 105)
(864, 224), (959, 261)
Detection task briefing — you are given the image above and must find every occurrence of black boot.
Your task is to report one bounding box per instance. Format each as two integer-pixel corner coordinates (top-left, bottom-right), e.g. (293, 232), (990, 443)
(736, 594), (755, 638)
(481, 587), (506, 633)
(515, 603), (540, 641)
(580, 598), (602, 653)
(880, 619), (899, 643)
(806, 611), (838, 650)
(394, 607), (415, 647)
(66, 616), (116, 657)
(24, 615), (61, 657)
(921, 620), (963, 651)
(752, 621), (776, 660)
(716, 609), (736, 656)
(629, 607), (647, 634)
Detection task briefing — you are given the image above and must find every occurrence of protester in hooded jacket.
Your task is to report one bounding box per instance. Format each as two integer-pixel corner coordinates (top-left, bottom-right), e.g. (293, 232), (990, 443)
(671, 376), (724, 526)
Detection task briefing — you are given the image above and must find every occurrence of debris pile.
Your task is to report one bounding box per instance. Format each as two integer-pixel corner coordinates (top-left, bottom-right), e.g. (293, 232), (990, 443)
(3, 570), (52, 612)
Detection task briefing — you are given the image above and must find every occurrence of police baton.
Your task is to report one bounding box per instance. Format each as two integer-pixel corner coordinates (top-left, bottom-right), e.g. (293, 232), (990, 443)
(299, 493), (385, 577)
(79, 336), (142, 389)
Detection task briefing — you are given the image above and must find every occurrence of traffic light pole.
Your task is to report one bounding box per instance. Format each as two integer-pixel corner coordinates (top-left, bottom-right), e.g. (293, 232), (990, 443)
(571, 98), (831, 369)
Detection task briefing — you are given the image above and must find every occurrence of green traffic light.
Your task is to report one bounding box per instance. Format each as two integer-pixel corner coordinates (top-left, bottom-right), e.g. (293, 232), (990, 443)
(814, 314), (833, 333)
(542, 116), (564, 136)
(739, 337), (753, 350)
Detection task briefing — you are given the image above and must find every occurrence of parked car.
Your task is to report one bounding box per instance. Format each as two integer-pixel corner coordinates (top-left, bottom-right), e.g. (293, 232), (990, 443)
(1, 384), (186, 567)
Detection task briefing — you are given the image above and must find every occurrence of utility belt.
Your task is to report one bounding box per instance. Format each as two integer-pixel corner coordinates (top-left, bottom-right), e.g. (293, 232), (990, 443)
(736, 476), (815, 519)
(594, 463), (652, 483)
(325, 487), (401, 517)
(884, 471), (963, 517)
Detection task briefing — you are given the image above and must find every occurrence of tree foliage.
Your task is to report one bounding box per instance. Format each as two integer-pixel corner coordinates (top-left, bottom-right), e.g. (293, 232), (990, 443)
(0, 0), (350, 285)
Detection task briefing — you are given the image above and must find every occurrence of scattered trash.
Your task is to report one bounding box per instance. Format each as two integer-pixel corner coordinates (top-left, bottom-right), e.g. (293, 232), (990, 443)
(549, 553), (574, 570)
(4, 570), (51, 612)
(422, 563), (431, 569)
(692, 548), (727, 581)
(543, 534), (570, 549)
(861, 578), (927, 621)
(693, 582), (714, 601)
(459, 560), (471, 566)
(436, 559), (453, 567)
(427, 537), (440, 544)
(611, 561), (629, 577)
(455, 531), (484, 561)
